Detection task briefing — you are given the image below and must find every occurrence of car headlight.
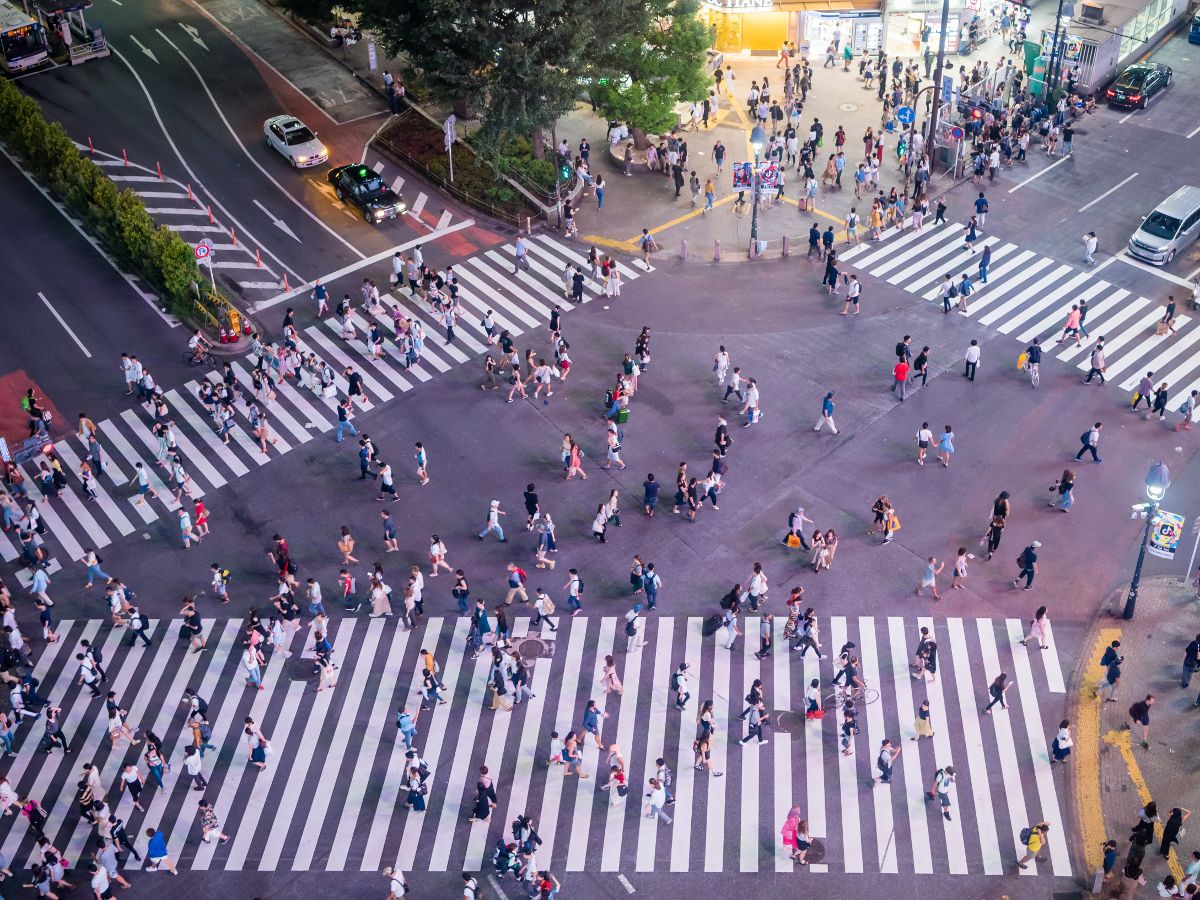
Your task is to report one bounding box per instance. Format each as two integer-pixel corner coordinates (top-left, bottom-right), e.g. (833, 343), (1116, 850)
(295, 155), (307, 163)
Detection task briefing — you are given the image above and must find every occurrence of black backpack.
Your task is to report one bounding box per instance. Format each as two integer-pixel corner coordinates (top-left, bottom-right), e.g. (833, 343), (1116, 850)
(625, 618), (637, 637)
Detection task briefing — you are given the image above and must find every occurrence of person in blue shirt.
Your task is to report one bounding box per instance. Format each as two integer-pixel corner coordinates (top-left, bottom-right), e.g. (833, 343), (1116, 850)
(974, 192), (989, 226)
(814, 391), (838, 435)
(143, 827), (179, 874)
(642, 474), (659, 517)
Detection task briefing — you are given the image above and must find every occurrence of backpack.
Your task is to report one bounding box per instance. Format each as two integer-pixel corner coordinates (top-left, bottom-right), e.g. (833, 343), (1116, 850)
(625, 618), (637, 637)
(286, 558), (298, 575)
(543, 597), (555, 614)
(670, 672), (681, 692)
(1080, 431), (1092, 445)
(1019, 827), (1032, 846)
(515, 568), (527, 585)
(720, 594), (734, 610)
(575, 578), (584, 594)
(20, 396), (30, 411)
(660, 764), (673, 787)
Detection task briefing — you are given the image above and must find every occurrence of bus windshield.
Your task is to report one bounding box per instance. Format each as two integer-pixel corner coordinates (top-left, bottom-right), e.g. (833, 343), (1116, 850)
(1, 22), (44, 63)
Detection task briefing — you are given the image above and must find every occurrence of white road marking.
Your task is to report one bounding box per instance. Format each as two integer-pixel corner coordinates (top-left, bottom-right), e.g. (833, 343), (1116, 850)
(391, 175), (405, 194)
(248, 220), (475, 312)
(253, 198), (301, 242)
(169, 46), (362, 261)
(109, 47), (306, 288)
(37, 292), (92, 357)
(1188, 122), (1200, 139)
(153, 26), (180, 52)
(179, 22), (209, 52)
(1007, 154), (1071, 193)
(128, 35), (158, 63)
(410, 192), (428, 216)
(436, 209), (453, 230)
(1111, 251), (1199, 287)
(1078, 173), (1138, 212)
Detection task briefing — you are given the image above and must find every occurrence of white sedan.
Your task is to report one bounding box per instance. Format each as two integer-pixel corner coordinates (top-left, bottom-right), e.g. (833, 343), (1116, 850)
(263, 115), (328, 168)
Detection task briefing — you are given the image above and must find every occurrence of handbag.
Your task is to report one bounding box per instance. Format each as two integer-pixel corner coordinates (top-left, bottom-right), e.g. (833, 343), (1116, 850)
(786, 534), (801, 548)
(322, 384), (336, 399)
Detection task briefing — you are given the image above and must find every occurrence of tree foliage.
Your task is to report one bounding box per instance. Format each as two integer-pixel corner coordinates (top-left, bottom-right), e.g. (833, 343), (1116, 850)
(351, 0), (643, 141)
(588, 0), (710, 135)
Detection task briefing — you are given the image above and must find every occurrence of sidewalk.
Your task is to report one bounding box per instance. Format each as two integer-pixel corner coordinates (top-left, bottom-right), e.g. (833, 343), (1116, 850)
(1077, 576), (1199, 896)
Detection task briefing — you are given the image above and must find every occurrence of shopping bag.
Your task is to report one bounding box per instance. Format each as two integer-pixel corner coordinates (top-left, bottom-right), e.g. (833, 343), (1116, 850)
(1016, 352), (1028, 370)
(786, 534), (801, 549)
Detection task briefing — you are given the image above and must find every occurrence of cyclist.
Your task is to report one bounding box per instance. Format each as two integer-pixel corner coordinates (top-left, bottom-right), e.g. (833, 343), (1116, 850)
(187, 330), (213, 364)
(1024, 337), (1042, 388)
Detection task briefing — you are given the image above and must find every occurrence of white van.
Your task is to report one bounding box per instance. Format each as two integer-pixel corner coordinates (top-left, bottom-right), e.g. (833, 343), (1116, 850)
(1128, 186), (1200, 266)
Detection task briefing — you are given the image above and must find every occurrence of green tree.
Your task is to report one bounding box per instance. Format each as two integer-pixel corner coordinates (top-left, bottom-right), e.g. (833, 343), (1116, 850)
(351, 0), (642, 152)
(149, 226), (201, 304)
(589, 0), (709, 144)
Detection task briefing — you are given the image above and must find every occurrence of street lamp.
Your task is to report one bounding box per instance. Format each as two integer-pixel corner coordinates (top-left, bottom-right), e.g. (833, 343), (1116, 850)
(749, 124), (765, 256)
(1123, 461), (1170, 620)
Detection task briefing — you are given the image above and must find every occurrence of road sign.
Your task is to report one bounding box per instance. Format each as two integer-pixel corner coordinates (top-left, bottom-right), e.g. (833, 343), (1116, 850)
(194, 243), (211, 261)
(896, 105), (915, 125)
(443, 114), (457, 150)
(950, 125), (965, 140)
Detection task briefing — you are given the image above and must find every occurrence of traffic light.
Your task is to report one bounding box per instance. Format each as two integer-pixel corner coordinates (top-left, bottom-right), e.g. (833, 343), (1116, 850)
(971, 106), (984, 121)
(559, 161), (572, 181)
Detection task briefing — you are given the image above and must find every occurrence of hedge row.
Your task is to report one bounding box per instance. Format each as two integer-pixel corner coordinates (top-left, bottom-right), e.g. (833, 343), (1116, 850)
(0, 78), (208, 316)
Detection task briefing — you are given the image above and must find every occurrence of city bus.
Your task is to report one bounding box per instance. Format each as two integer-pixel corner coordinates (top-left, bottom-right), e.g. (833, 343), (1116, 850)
(0, 0), (48, 74)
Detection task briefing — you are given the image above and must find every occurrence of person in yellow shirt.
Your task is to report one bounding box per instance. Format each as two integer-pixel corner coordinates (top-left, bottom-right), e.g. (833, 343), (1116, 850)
(1017, 821), (1050, 868)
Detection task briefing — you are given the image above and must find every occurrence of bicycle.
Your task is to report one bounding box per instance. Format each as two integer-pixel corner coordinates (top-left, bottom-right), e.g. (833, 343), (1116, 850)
(825, 681), (879, 707)
(1026, 362), (1040, 388)
(183, 346), (213, 368)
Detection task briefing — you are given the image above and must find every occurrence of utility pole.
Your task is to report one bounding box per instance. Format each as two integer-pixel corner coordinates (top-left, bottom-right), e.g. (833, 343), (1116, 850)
(1047, 0), (1070, 96)
(924, 0), (953, 174)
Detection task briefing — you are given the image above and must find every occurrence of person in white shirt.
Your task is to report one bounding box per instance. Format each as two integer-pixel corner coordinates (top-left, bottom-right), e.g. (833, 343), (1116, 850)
(964, 340), (981, 381)
(645, 778), (672, 823)
(384, 866), (408, 898)
(713, 346), (730, 385)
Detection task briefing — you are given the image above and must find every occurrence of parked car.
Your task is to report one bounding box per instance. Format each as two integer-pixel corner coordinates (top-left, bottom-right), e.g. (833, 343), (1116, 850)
(263, 115), (328, 168)
(1105, 62), (1172, 109)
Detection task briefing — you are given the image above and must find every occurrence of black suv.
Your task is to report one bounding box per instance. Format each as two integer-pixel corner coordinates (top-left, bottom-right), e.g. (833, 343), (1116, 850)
(327, 164), (408, 223)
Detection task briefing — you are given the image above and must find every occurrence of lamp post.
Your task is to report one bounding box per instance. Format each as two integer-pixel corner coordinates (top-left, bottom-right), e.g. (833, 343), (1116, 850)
(749, 124), (765, 256)
(1123, 461), (1171, 620)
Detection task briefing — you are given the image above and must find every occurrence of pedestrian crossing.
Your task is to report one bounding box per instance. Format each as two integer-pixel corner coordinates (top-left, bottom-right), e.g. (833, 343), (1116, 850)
(840, 222), (1200, 398)
(0, 235), (643, 590)
(0, 613), (1074, 878)
(79, 145), (288, 300)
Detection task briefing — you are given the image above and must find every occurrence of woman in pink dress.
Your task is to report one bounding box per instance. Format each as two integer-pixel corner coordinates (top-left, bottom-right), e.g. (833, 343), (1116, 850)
(600, 655), (623, 696)
(780, 805), (802, 861)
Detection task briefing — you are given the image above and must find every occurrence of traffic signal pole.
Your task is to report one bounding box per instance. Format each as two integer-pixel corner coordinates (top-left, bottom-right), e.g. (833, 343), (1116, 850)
(924, 0), (953, 174)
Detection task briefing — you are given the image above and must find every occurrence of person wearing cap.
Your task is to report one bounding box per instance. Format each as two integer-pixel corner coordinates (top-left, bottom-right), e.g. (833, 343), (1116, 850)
(1013, 541), (1040, 590)
(624, 605), (643, 653)
(477, 500), (507, 543)
(814, 391), (838, 434)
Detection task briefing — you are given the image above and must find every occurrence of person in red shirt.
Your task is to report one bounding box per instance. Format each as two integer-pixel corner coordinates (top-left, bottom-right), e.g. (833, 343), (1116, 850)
(892, 359), (910, 400)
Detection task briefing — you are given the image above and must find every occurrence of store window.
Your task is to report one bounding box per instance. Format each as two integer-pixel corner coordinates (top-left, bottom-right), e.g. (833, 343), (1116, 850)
(1119, 0), (1171, 59)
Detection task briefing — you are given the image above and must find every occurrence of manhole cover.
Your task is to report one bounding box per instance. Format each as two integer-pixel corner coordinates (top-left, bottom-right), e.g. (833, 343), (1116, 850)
(806, 839), (827, 864)
(839, 103), (857, 112)
(517, 636), (555, 659)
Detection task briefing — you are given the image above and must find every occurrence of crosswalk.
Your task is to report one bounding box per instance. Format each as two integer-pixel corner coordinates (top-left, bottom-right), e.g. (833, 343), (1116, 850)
(0, 235), (644, 590)
(0, 613), (1074, 877)
(78, 145), (288, 299)
(364, 151), (458, 232)
(840, 222), (1200, 397)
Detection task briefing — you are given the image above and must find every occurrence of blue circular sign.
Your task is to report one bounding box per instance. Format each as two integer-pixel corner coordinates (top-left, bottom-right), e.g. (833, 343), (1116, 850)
(896, 105), (915, 125)
(950, 126), (965, 140)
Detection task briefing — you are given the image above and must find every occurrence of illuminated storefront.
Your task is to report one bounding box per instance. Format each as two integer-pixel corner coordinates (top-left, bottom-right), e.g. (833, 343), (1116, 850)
(701, 0), (882, 55)
(882, 0), (992, 57)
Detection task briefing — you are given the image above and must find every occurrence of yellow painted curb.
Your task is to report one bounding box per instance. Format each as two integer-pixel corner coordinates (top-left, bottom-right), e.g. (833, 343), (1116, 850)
(621, 193), (739, 244)
(580, 234), (637, 252)
(1102, 728), (1186, 885)
(1077, 627), (1120, 872)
